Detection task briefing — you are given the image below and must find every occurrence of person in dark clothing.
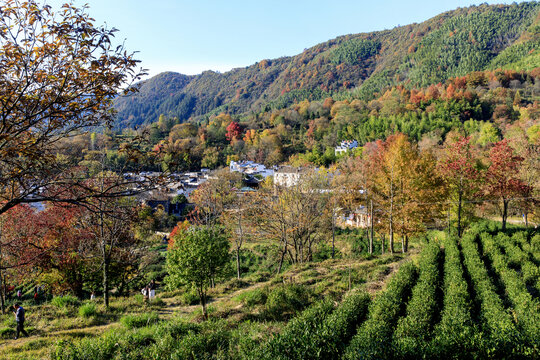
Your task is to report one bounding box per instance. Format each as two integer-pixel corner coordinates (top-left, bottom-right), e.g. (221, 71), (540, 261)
(13, 303), (28, 339)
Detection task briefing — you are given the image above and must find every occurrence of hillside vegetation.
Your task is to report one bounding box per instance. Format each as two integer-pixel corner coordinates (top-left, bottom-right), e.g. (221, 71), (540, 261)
(114, 2), (540, 129)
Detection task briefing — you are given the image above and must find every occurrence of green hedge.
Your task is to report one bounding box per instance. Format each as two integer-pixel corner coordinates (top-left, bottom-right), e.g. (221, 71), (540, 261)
(431, 235), (479, 358)
(393, 242), (442, 358)
(461, 227), (521, 357)
(343, 262), (418, 359)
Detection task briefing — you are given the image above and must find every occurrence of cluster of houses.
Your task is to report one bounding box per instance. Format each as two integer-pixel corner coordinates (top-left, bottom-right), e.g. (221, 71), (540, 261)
(136, 156), (372, 229)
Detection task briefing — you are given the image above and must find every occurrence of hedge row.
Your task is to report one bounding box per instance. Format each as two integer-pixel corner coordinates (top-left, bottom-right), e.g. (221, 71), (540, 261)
(461, 229), (522, 357)
(480, 232), (540, 355)
(495, 232), (540, 291)
(392, 242), (442, 358)
(258, 292), (371, 360)
(343, 262), (418, 360)
(431, 235), (479, 359)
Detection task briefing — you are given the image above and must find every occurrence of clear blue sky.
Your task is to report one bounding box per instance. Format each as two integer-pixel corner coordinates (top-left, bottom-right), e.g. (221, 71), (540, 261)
(46, 0), (520, 78)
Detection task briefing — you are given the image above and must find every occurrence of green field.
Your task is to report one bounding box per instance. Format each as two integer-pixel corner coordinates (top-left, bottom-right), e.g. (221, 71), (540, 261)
(2, 222), (538, 359)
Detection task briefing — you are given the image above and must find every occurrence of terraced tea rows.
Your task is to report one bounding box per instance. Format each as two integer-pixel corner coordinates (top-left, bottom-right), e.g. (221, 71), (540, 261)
(261, 223), (539, 359)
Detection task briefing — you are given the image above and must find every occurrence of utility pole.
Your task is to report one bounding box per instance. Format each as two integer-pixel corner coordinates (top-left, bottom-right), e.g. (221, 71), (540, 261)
(369, 199), (374, 254)
(331, 196), (336, 259)
(447, 205), (451, 237)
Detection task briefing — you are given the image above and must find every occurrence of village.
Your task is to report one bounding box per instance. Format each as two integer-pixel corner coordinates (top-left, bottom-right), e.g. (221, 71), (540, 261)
(137, 142), (370, 231)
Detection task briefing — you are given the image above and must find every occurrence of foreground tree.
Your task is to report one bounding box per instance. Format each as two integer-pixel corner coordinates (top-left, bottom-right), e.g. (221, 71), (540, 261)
(249, 172), (330, 272)
(80, 174), (141, 308)
(0, 0), (144, 216)
(166, 226), (230, 319)
(0, 205), (44, 312)
(438, 137), (480, 237)
(484, 140), (530, 231)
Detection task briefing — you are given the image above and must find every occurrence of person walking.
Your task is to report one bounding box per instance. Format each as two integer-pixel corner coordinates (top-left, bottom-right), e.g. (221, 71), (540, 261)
(13, 303), (28, 339)
(148, 279), (156, 300)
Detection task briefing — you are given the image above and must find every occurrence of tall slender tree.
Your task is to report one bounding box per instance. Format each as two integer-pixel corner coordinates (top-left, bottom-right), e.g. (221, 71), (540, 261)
(438, 137), (480, 237)
(484, 140), (530, 231)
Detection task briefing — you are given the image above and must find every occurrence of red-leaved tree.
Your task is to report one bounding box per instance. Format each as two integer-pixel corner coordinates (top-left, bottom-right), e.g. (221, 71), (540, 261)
(484, 140), (530, 231)
(438, 137), (480, 237)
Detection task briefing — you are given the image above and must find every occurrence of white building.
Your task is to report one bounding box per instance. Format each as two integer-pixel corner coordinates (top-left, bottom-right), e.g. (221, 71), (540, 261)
(335, 140), (358, 156)
(274, 166), (304, 187)
(230, 160), (274, 178)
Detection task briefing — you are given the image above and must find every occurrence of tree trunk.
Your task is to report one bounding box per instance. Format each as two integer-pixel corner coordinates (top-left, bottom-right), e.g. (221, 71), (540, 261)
(457, 187), (463, 237)
(389, 226), (394, 254)
(103, 257), (110, 308)
(389, 174), (394, 255)
(401, 234), (406, 253)
(381, 234), (385, 255)
(0, 267), (4, 314)
(331, 207), (335, 259)
(404, 234), (408, 253)
(369, 200), (373, 254)
(236, 247), (241, 280)
(502, 199), (508, 231)
(199, 287), (207, 320)
(277, 238), (287, 274)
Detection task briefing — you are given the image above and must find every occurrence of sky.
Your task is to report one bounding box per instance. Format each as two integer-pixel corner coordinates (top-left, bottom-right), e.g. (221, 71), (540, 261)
(45, 0), (521, 78)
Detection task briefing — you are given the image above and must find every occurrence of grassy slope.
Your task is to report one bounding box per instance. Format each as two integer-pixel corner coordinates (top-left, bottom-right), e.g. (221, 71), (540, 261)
(0, 248), (413, 360)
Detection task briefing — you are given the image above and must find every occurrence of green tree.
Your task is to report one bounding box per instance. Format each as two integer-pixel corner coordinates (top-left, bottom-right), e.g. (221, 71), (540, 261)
(166, 226), (230, 319)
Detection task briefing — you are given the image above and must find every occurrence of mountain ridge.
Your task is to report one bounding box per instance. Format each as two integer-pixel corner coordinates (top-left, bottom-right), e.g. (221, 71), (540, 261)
(114, 2), (540, 129)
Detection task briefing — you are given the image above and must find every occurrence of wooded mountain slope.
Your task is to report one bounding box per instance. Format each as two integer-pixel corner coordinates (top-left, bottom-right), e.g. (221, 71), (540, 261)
(114, 2), (540, 129)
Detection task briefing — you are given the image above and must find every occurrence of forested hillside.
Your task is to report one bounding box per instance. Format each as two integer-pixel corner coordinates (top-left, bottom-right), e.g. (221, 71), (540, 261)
(114, 2), (540, 129)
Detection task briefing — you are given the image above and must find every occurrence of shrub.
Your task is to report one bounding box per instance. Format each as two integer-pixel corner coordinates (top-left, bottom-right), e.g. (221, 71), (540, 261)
(52, 332), (121, 360)
(78, 303), (97, 318)
(181, 288), (200, 305)
(133, 294), (144, 304)
(172, 319), (231, 359)
(264, 284), (313, 320)
(0, 327), (15, 340)
(237, 287), (268, 308)
(150, 297), (165, 306)
(480, 232), (540, 352)
(51, 295), (80, 308)
(120, 312), (159, 329)
(313, 292), (371, 360)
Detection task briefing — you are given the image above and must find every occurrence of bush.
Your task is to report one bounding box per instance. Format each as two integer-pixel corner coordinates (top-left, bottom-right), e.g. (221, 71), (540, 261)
(78, 303), (97, 318)
(150, 297), (165, 306)
(181, 288), (200, 305)
(311, 292), (371, 360)
(133, 294), (144, 304)
(120, 312), (159, 329)
(0, 327), (15, 340)
(51, 295), (80, 308)
(237, 288), (268, 308)
(480, 232), (540, 352)
(264, 284), (314, 320)
(461, 229), (521, 356)
(172, 321), (231, 359)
